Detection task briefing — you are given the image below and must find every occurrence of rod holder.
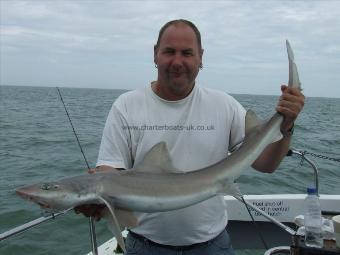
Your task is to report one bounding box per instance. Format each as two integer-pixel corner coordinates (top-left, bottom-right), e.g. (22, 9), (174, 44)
(89, 217), (98, 255)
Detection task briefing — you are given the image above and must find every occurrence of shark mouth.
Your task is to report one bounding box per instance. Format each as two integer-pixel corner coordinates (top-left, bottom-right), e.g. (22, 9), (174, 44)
(16, 189), (51, 209)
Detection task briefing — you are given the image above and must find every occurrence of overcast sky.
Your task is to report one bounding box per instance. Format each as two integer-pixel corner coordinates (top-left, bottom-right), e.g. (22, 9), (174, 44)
(1, 0), (339, 97)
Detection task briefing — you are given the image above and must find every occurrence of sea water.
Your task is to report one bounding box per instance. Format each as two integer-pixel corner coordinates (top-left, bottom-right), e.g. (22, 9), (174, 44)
(1, 85), (339, 255)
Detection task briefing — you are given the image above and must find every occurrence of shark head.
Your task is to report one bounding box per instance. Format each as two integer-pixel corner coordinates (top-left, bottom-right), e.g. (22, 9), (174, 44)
(16, 181), (82, 211)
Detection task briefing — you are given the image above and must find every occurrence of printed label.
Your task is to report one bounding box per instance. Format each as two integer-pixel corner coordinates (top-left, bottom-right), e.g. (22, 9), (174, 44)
(251, 200), (290, 217)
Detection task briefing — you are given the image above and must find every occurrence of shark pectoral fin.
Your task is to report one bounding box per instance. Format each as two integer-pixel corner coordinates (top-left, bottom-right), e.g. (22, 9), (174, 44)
(273, 132), (283, 143)
(245, 110), (264, 137)
(97, 196), (126, 253)
(134, 142), (181, 174)
(115, 208), (139, 229)
(103, 208), (137, 230)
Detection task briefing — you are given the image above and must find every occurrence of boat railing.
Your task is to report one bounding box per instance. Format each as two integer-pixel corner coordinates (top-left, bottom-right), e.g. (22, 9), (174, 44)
(287, 148), (320, 196)
(262, 148), (336, 255)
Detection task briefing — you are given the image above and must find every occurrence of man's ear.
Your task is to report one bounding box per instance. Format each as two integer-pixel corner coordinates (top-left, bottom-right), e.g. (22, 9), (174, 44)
(154, 45), (158, 65)
(200, 48), (204, 60)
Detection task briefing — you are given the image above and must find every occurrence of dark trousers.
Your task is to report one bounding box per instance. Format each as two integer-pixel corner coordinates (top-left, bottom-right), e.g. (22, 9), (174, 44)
(124, 229), (235, 255)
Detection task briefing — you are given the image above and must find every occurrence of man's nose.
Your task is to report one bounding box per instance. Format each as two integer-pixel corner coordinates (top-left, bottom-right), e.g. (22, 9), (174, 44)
(171, 53), (184, 67)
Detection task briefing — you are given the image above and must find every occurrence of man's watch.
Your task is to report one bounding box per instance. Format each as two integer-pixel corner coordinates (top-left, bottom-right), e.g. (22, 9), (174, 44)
(281, 124), (294, 137)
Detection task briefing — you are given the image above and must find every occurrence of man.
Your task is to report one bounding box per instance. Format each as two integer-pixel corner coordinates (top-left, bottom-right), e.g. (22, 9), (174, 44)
(77, 19), (305, 255)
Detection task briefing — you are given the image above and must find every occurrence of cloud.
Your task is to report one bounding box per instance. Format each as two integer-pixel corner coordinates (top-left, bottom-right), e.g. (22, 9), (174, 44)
(1, 0), (340, 97)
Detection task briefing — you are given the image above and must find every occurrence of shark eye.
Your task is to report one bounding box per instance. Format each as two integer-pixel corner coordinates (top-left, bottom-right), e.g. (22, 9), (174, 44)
(41, 183), (52, 190)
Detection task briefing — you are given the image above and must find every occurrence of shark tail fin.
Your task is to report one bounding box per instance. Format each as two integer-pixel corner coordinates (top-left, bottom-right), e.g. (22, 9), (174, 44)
(286, 40), (302, 90)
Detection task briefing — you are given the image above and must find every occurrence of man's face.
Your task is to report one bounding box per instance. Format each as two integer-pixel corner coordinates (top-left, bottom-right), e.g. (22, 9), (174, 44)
(154, 23), (203, 99)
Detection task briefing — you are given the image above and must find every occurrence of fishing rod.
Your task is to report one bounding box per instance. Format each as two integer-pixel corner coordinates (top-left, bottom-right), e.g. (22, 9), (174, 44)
(56, 87), (98, 255)
(56, 87), (90, 170)
(0, 209), (72, 242)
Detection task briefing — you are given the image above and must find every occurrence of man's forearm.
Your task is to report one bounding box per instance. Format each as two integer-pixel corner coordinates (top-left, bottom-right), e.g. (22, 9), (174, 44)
(251, 83), (304, 173)
(252, 135), (292, 173)
(88, 165), (124, 174)
(96, 165), (117, 171)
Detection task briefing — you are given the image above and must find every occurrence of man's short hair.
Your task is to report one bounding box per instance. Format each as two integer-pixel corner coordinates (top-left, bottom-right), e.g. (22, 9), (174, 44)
(155, 19), (202, 50)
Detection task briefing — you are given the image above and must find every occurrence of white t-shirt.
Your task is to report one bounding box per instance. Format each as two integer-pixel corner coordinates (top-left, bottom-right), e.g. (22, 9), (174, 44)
(97, 83), (246, 245)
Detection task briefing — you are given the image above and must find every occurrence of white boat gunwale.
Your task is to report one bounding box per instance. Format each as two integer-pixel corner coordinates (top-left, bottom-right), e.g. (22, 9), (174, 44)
(86, 193), (340, 255)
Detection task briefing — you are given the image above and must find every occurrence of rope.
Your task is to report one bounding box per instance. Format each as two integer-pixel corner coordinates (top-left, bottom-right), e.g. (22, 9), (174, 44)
(302, 150), (340, 163)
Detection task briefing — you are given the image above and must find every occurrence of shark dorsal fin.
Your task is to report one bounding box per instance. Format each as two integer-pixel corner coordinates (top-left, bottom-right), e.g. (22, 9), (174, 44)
(245, 110), (283, 143)
(135, 142), (180, 174)
(245, 110), (263, 137)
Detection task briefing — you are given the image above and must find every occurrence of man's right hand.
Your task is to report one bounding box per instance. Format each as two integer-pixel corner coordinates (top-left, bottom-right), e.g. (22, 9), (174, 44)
(74, 204), (106, 221)
(74, 165), (121, 221)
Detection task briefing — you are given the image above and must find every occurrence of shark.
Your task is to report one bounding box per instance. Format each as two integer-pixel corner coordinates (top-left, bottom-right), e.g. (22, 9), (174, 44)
(16, 40), (301, 252)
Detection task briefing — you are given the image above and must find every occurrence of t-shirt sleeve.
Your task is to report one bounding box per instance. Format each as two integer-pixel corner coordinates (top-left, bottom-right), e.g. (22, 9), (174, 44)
(96, 101), (133, 169)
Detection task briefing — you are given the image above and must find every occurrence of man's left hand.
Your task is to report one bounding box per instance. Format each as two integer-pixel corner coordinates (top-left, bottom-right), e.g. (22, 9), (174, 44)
(276, 84), (305, 132)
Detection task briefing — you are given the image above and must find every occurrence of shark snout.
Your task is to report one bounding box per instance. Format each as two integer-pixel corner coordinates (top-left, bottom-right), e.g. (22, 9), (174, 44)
(16, 186), (51, 209)
(16, 186), (35, 199)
